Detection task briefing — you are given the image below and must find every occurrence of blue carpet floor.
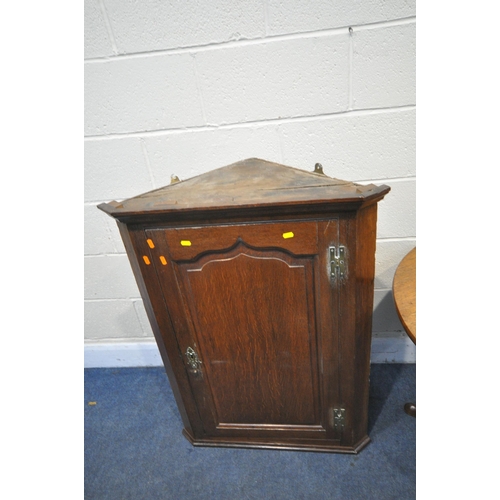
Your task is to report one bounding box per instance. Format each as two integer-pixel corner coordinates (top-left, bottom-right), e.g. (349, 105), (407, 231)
(84, 364), (416, 499)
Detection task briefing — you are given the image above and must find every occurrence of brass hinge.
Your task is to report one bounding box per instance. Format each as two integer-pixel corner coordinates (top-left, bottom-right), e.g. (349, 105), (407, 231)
(329, 246), (347, 281)
(332, 408), (346, 431)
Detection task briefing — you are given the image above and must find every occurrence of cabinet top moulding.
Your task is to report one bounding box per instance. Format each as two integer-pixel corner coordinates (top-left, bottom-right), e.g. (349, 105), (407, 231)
(97, 158), (391, 224)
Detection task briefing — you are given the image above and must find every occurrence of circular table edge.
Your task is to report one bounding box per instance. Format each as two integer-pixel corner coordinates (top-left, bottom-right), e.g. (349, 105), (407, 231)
(392, 247), (416, 344)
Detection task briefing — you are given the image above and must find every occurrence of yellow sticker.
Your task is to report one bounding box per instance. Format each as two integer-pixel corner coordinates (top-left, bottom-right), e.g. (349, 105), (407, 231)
(282, 232), (294, 239)
(180, 240), (192, 246)
(159, 256), (167, 266)
(88, 402), (97, 406)
(143, 255), (151, 265)
(146, 238), (155, 249)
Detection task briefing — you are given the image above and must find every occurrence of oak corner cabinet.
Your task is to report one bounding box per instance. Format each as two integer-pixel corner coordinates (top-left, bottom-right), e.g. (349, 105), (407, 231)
(98, 158), (390, 454)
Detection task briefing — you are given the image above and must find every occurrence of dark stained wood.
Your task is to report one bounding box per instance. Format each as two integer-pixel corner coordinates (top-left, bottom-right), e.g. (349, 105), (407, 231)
(147, 222), (330, 441)
(352, 205), (379, 442)
(116, 223), (204, 437)
(185, 248), (318, 426)
(163, 221), (318, 261)
(98, 158), (390, 224)
(181, 429), (371, 454)
(315, 219), (341, 442)
(98, 159), (390, 453)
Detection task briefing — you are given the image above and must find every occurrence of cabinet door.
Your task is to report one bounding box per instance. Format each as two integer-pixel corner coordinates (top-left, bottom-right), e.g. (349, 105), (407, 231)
(144, 221), (340, 442)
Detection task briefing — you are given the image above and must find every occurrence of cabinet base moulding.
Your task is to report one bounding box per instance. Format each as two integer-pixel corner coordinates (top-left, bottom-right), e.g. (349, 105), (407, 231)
(182, 428), (371, 454)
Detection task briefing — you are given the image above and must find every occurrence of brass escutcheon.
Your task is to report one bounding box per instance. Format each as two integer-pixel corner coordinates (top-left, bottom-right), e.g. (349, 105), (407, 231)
(185, 347), (201, 370)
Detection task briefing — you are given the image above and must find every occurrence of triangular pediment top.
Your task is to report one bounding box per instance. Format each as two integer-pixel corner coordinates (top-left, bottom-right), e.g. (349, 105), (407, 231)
(99, 158), (390, 219)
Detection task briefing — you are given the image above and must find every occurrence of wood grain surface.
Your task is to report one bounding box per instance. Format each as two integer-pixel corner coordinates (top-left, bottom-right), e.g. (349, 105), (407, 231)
(98, 158), (390, 223)
(393, 247), (416, 344)
(99, 159), (391, 452)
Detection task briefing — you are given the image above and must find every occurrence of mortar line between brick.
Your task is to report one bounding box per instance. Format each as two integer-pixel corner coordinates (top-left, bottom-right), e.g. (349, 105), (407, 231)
(84, 16), (416, 63)
(348, 27), (354, 110)
(360, 176), (415, 184)
(84, 105), (416, 141)
(85, 253), (127, 258)
(377, 236), (417, 244)
(84, 339), (156, 344)
(276, 125), (285, 164)
(85, 298), (142, 303)
(132, 300), (150, 336)
(140, 139), (156, 188)
(191, 54), (208, 124)
(98, 0), (118, 55)
(104, 214), (120, 253)
(263, 0), (270, 37)
(353, 16), (415, 32)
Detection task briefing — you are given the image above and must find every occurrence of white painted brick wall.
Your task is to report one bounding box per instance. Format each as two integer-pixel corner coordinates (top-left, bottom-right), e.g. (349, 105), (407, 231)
(196, 35), (350, 124)
(85, 300), (152, 341)
(84, 0), (416, 364)
(352, 23), (416, 109)
(84, 0), (114, 59)
(85, 255), (141, 299)
(84, 138), (153, 200)
(144, 126), (283, 187)
(105, 0), (266, 54)
(279, 108), (416, 180)
(85, 54), (204, 135)
(266, 0), (415, 35)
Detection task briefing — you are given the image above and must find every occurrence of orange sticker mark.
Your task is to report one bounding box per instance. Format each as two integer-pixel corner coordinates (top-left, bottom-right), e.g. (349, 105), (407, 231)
(143, 256), (151, 265)
(159, 256), (167, 266)
(146, 239), (155, 249)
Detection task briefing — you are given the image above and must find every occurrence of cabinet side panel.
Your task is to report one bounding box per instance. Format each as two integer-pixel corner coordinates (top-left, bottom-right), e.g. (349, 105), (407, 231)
(337, 205), (378, 446)
(337, 213), (358, 447)
(315, 219), (341, 440)
(117, 222), (204, 436)
(352, 204), (379, 442)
